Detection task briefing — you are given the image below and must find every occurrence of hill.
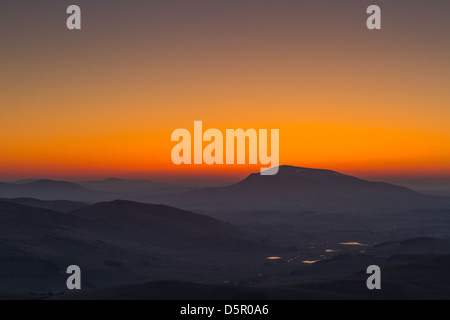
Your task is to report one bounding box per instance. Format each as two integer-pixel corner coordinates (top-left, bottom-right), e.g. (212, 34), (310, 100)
(0, 180), (100, 201)
(161, 165), (450, 213)
(0, 198), (88, 213)
(70, 200), (258, 247)
(79, 178), (163, 193)
(0, 200), (265, 294)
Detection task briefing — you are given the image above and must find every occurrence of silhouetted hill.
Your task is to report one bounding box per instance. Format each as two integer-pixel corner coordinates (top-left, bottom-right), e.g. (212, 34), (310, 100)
(0, 178), (197, 202)
(0, 180), (99, 201)
(0, 198), (88, 213)
(70, 200), (258, 246)
(162, 166), (450, 213)
(79, 178), (163, 193)
(79, 178), (195, 195)
(0, 200), (265, 294)
(9, 179), (40, 184)
(0, 200), (78, 230)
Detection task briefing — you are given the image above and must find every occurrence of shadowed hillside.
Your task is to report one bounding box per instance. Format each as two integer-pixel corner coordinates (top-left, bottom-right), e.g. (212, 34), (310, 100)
(70, 200), (260, 247)
(0, 198), (89, 213)
(0, 200), (267, 294)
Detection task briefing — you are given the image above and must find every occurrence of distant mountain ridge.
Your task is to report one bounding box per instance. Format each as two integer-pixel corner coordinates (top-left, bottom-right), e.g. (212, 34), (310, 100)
(3, 166), (450, 213)
(0, 180), (96, 201)
(79, 178), (163, 193)
(78, 178), (195, 195)
(0, 179), (193, 201)
(159, 165), (450, 213)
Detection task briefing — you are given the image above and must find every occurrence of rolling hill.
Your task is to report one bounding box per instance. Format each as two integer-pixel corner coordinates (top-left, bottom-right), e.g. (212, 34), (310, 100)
(0, 180), (100, 201)
(4, 166), (450, 214)
(70, 200), (259, 247)
(0, 198), (89, 213)
(78, 178), (195, 195)
(79, 178), (163, 193)
(0, 200), (265, 294)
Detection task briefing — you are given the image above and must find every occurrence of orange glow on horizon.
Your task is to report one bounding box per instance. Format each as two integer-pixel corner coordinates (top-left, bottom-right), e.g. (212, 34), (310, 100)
(1, 2), (449, 183)
(1, 120), (450, 181)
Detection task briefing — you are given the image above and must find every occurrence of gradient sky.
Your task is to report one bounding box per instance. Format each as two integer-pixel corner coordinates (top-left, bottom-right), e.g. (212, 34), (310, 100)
(1, 0), (449, 184)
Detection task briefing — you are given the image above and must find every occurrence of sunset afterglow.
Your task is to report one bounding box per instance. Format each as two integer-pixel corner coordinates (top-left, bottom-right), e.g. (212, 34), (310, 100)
(1, 1), (449, 182)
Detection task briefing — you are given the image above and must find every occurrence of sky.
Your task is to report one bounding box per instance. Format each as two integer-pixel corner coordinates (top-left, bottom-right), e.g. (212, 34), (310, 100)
(1, 0), (449, 184)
